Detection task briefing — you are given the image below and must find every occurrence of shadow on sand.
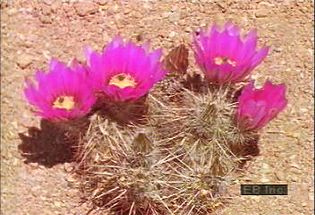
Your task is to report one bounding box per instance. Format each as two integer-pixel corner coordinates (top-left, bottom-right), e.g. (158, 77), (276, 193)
(18, 119), (80, 168)
(231, 136), (261, 169)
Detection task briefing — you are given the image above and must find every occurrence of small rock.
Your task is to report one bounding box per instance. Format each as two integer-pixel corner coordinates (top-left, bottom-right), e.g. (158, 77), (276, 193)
(64, 162), (74, 172)
(309, 192), (314, 201)
(162, 12), (170, 18)
(1, 2), (9, 8)
(42, 50), (51, 60)
(255, 9), (269, 18)
(241, 17), (249, 25)
(19, 8), (33, 15)
(39, 15), (52, 24)
(289, 154), (297, 160)
(136, 33), (145, 42)
(95, 0), (107, 6)
(169, 11), (181, 23)
(31, 185), (42, 193)
(216, 2), (227, 12)
(258, 2), (274, 8)
(74, 1), (98, 17)
(290, 163), (301, 170)
(17, 53), (33, 69)
(274, 47), (282, 53)
(43, 0), (53, 5)
(29, 162), (39, 169)
(106, 4), (118, 15)
(53, 201), (62, 208)
(41, 5), (52, 15)
(289, 174), (298, 182)
(262, 163), (270, 169)
(184, 26), (191, 33)
(123, 8), (131, 15)
(275, 171), (286, 181)
(143, 2), (152, 9)
(261, 177), (270, 183)
(51, 1), (62, 12)
(169, 31), (176, 38)
(22, 40), (33, 48)
(12, 158), (19, 166)
(7, 8), (18, 16)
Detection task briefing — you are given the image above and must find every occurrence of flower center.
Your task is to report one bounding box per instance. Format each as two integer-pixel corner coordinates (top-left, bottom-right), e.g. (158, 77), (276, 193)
(109, 73), (137, 89)
(52, 96), (75, 111)
(214, 56), (236, 67)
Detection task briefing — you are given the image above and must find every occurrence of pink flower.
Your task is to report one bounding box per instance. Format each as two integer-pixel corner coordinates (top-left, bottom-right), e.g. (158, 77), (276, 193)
(85, 36), (166, 102)
(24, 59), (96, 121)
(236, 80), (287, 131)
(193, 22), (269, 85)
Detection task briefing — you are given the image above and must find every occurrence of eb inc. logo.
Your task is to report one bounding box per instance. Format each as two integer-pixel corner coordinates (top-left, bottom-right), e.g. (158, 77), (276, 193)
(241, 184), (288, 195)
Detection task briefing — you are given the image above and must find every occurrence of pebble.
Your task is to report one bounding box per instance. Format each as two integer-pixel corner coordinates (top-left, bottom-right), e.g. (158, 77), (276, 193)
(143, 2), (152, 9)
(309, 192), (314, 201)
(53, 201), (63, 208)
(63, 162), (74, 172)
(169, 31), (176, 38)
(41, 5), (52, 15)
(50, 1), (61, 12)
(136, 33), (145, 42)
(123, 8), (131, 15)
(39, 15), (52, 24)
(216, 2), (227, 12)
(258, 2), (274, 8)
(17, 53), (33, 69)
(289, 154), (297, 160)
(255, 9), (269, 18)
(1, 2), (8, 8)
(42, 50), (51, 60)
(162, 12), (170, 18)
(22, 40), (33, 48)
(169, 11), (181, 23)
(262, 163), (270, 169)
(290, 163), (301, 170)
(12, 158), (19, 166)
(184, 26), (191, 33)
(275, 171), (286, 181)
(43, 0), (53, 5)
(74, 1), (98, 17)
(7, 8), (18, 16)
(40, 196), (47, 201)
(289, 174), (299, 182)
(106, 4), (119, 15)
(261, 177), (270, 183)
(274, 47), (283, 53)
(95, 0), (107, 5)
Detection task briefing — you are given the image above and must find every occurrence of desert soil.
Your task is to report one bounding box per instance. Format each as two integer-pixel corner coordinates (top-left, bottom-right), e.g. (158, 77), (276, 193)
(1, 0), (314, 214)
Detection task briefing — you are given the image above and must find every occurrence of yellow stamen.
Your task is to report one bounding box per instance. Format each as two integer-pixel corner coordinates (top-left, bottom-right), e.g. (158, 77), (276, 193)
(214, 57), (237, 67)
(109, 73), (137, 89)
(214, 57), (224, 65)
(53, 96), (75, 111)
(227, 59), (237, 67)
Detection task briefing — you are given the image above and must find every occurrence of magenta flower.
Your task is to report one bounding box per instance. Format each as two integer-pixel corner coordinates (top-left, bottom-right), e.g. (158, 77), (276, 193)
(85, 36), (166, 102)
(24, 59), (96, 121)
(236, 80), (287, 131)
(193, 22), (269, 85)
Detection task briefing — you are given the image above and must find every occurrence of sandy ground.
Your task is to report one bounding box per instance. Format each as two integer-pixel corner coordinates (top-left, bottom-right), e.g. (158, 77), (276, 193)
(1, 0), (314, 214)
